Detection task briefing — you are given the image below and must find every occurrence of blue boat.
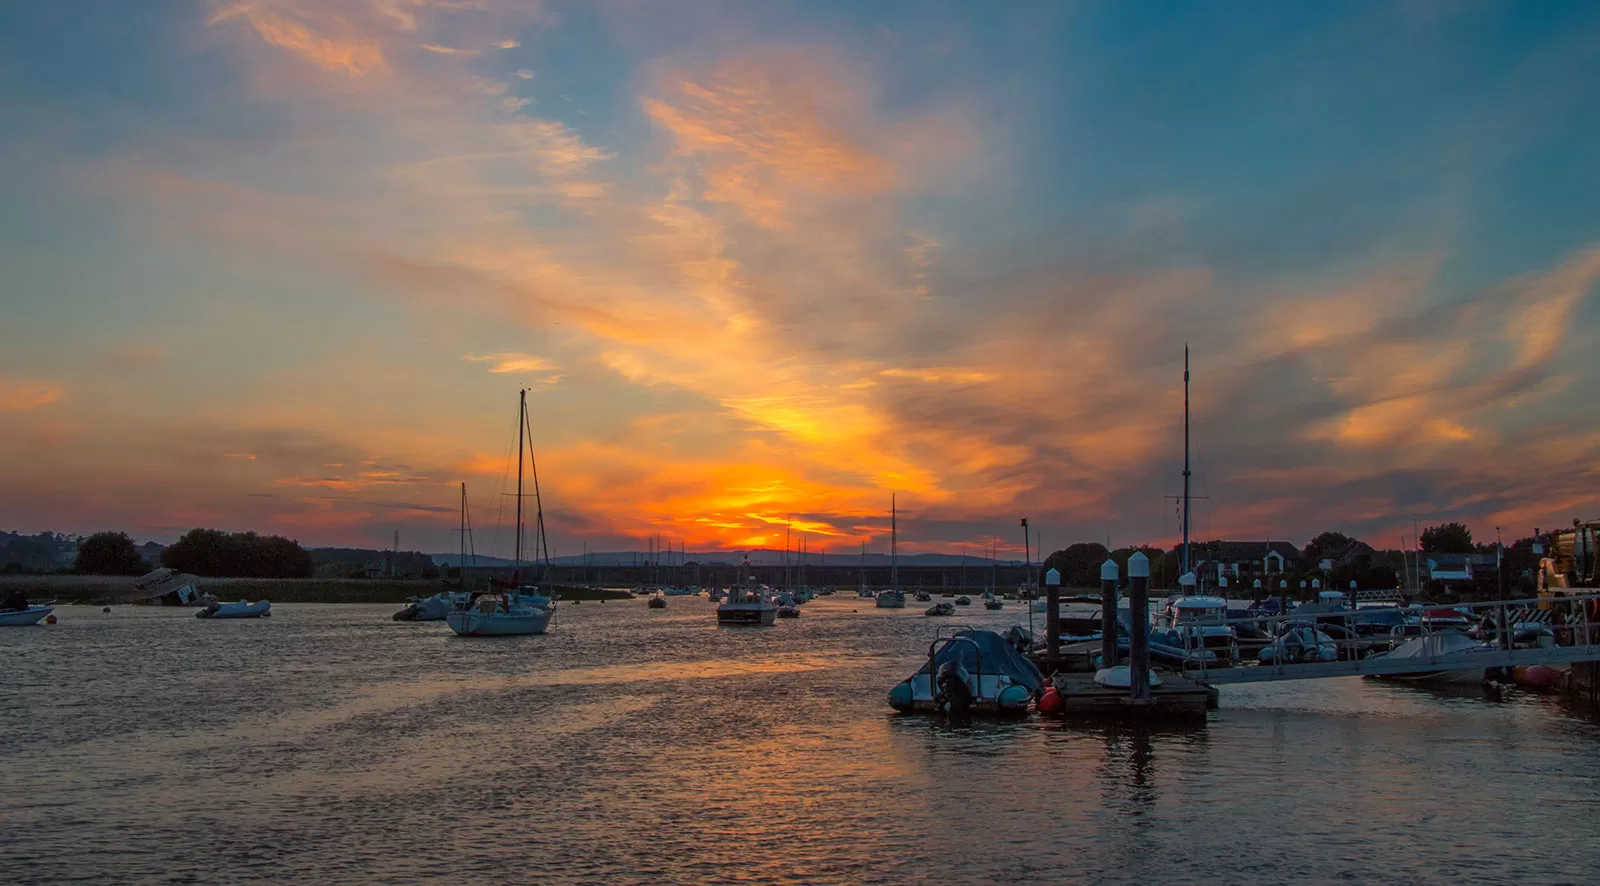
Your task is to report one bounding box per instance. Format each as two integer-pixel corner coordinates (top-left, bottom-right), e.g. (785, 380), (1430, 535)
(888, 628), (1044, 717)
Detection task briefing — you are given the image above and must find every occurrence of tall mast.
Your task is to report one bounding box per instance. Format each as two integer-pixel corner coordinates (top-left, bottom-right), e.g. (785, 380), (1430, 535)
(891, 494), (898, 587)
(522, 390), (550, 583)
(459, 482), (467, 586)
(515, 389), (525, 574)
(1182, 345), (1191, 584)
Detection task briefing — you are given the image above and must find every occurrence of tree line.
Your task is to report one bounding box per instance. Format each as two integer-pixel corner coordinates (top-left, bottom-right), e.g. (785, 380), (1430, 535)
(73, 529), (313, 578)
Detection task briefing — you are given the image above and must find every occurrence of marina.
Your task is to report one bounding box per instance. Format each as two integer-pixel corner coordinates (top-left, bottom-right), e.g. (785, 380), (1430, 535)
(7, 596), (1600, 885)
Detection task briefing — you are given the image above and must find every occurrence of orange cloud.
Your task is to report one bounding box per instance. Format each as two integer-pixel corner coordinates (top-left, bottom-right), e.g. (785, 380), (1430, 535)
(211, 2), (391, 77)
(0, 380), (63, 412)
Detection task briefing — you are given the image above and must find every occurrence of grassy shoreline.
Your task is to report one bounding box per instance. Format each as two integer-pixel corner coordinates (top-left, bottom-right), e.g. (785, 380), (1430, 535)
(0, 575), (634, 604)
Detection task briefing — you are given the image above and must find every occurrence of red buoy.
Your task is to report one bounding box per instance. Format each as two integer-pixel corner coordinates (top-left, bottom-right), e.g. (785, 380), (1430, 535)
(1517, 664), (1559, 690)
(46, 614), (58, 624)
(1037, 685), (1064, 716)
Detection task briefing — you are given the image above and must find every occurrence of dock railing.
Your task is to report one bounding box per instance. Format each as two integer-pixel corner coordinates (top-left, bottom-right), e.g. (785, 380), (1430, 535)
(1166, 591), (1600, 685)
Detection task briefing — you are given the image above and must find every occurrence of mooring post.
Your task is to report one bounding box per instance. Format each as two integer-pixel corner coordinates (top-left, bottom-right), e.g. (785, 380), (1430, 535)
(1100, 559), (1119, 668)
(1045, 566), (1062, 668)
(1128, 551), (1151, 702)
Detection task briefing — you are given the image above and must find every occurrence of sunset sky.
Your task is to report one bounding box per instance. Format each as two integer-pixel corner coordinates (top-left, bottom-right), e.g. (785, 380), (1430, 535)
(3, 1), (1600, 558)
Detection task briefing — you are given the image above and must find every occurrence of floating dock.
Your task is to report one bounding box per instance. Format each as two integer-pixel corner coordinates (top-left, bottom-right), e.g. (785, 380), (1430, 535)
(1048, 671), (1216, 719)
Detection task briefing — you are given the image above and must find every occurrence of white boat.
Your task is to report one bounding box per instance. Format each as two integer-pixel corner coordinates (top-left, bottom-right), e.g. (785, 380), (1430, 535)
(0, 604), (54, 626)
(718, 574), (778, 626)
(447, 389), (559, 638)
(875, 590), (906, 608)
(1154, 594), (1238, 663)
(447, 592), (554, 635)
(1369, 630), (1496, 685)
(1093, 665), (1163, 689)
(396, 591), (471, 621)
(196, 599), (271, 619)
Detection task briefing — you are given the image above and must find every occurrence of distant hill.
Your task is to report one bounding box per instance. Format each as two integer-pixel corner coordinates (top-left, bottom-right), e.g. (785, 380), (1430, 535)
(308, 547), (437, 578)
(428, 549), (1023, 568)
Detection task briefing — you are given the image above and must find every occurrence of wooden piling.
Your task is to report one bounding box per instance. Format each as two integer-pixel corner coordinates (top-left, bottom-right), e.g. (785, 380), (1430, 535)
(1128, 551), (1151, 702)
(1100, 559), (1119, 669)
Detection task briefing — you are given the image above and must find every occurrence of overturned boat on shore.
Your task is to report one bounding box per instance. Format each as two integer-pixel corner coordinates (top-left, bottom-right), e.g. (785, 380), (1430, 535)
(130, 568), (206, 606)
(888, 628), (1044, 717)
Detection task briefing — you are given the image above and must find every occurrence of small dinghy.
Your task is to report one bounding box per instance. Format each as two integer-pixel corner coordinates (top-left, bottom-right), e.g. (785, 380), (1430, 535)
(1093, 665), (1163, 689)
(925, 601), (955, 616)
(196, 599), (272, 619)
(983, 598), (1003, 610)
(888, 628), (1044, 717)
(647, 595), (667, 609)
(777, 604), (801, 618)
(913, 591), (932, 602)
(954, 596), (971, 606)
(0, 604), (55, 626)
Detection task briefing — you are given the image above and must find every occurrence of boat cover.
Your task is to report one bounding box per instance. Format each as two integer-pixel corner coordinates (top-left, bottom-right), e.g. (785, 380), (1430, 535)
(917, 630), (1044, 692)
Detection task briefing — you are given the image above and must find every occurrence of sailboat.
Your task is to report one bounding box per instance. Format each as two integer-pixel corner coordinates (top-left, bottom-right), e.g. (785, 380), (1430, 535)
(447, 389), (557, 637)
(876, 495), (907, 608)
(395, 483), (476, 621)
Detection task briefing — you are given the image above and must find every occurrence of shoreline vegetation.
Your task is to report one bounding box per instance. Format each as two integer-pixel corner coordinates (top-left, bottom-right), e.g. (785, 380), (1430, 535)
(0, 575), (634, 605)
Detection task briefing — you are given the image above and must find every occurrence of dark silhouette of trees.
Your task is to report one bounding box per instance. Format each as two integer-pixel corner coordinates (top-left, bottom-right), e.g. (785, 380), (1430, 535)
(1420, 522), (1474, 553)
(161, 529), (313, 578)
(1041, 542), (1110, 588)
(75, 531), (147, 575)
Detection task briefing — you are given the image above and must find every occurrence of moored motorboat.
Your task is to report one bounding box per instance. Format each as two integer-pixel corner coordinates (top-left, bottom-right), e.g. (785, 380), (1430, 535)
(718, 578), (778, 626)
(394, 591), (469, 622)
(647, 595), (667, 609)
(984, 598), (1003, 610)
(1366, 630), (1496, 685)
(913, 590), (932, 602)
(777, 604), (801, 618)
(1257, 624), (1337, 664)
(196, 599), (271, 619)
(888, 628), (1044, 717)
(925, 601), (955, 616)
(0, 603), (54, 626)
(875, 589), (906, 608)
(954, 595), (971, 606)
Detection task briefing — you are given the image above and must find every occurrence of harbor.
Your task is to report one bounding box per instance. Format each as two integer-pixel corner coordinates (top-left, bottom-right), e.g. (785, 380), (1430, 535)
(7, 596), (1600, 885)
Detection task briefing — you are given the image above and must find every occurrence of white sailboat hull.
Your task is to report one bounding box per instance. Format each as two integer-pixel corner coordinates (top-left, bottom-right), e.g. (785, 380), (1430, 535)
(446, 607), (552, 636)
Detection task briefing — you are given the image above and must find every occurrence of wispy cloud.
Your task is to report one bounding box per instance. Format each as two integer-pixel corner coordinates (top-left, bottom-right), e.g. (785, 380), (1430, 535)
(0, 380), (63, 412)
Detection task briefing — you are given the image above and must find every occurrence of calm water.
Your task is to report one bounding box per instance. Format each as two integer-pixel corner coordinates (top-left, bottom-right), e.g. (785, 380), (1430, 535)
(5, 598), (1600, 885)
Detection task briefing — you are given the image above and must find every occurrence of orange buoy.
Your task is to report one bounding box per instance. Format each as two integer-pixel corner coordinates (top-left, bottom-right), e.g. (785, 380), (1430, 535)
(1037, 685), (1064, 716)
(102, 606), (111, 613)
(46, 614), (58, 624)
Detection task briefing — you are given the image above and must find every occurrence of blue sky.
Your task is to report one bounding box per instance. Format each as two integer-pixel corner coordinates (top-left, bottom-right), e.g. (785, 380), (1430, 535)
(2, 1), (1599, 557)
